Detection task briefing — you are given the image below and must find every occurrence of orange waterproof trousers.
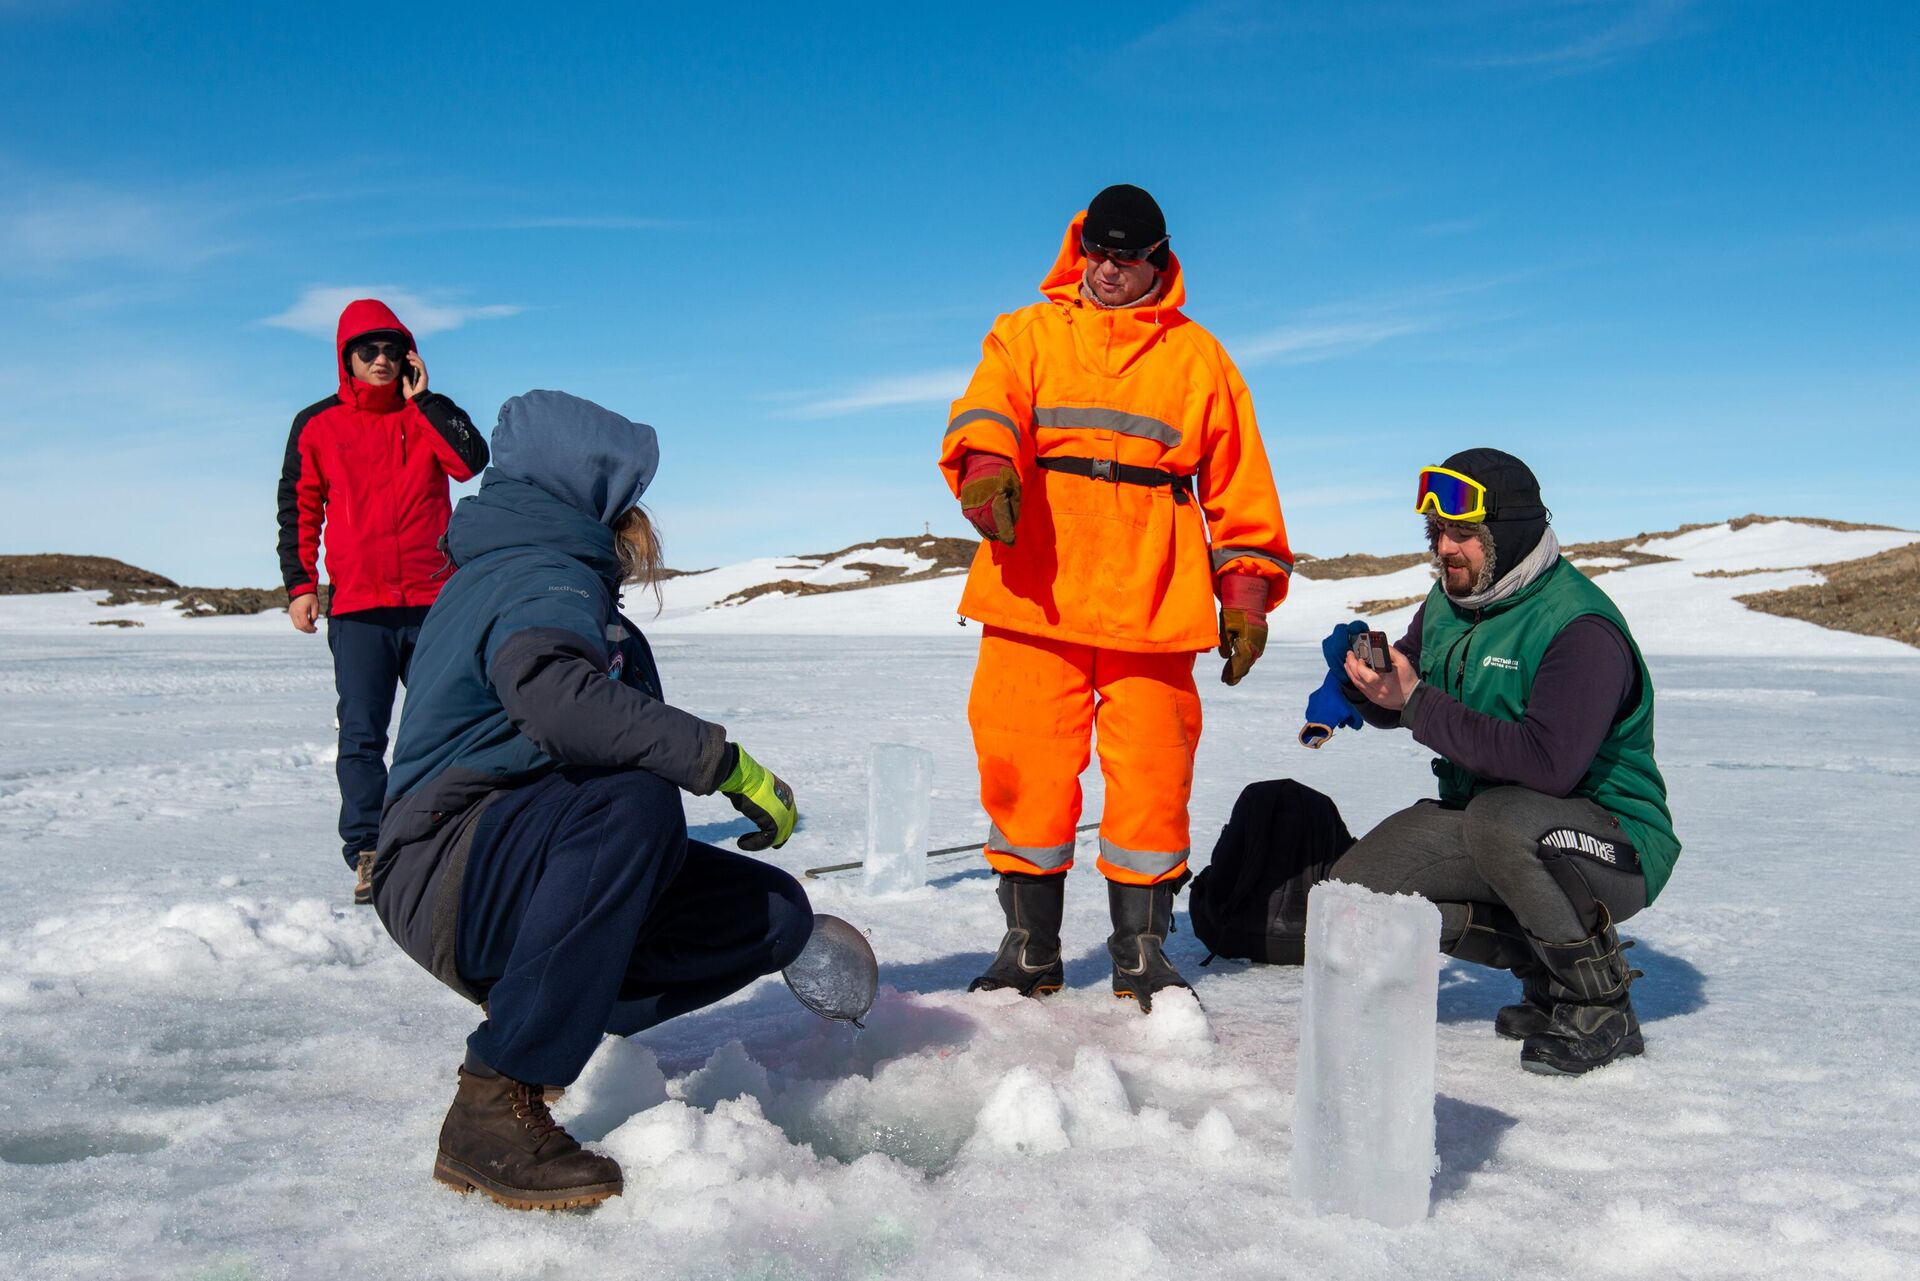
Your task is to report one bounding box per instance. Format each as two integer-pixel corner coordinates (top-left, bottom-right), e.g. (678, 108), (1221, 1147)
(969, 625), (1202, 886)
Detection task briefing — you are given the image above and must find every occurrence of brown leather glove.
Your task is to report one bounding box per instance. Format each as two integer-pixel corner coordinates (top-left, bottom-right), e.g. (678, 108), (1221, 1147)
(959, 452), (1021, 545)
(1217, 573), (1269, 686)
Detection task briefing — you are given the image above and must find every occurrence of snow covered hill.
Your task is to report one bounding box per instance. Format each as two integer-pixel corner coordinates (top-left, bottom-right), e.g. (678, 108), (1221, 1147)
(13, 517), (1911, 657)
(2, 516), (1918, 1278)
(648, 517), (1920, 657)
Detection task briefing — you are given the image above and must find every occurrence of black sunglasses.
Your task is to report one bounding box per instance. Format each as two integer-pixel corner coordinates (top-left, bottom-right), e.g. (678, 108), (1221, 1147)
(351, 340), (409, 363)
(1081, 235), (1167, 266)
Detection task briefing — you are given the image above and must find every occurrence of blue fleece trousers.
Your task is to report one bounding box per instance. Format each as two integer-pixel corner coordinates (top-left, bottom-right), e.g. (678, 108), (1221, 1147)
(327, 606), (429, 867)
(456, 767), (813, 1087)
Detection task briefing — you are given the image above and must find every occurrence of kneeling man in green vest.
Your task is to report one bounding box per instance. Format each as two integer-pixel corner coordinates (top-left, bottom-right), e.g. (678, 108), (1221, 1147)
(1330, 449), (1679, 1076)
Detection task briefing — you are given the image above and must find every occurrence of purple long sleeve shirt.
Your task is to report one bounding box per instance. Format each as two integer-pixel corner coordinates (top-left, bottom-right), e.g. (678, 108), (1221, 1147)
(1344, 603), (1637, 797)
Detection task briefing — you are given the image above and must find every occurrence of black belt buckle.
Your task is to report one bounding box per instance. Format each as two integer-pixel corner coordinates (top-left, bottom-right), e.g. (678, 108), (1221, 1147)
(1089, 458), (1116, 483)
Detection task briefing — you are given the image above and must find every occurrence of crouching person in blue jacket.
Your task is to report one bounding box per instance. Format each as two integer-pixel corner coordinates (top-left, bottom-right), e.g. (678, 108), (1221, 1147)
(371, 390), (810, 1211)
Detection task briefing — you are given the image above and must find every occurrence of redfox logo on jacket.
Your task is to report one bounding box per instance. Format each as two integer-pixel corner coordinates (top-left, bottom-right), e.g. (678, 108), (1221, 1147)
(274, 300), (490, 615)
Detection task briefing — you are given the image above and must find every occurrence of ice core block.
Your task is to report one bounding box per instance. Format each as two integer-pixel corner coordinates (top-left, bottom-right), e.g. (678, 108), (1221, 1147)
(1291, 879), (1441, 1227)
(864, 742), (933, 895)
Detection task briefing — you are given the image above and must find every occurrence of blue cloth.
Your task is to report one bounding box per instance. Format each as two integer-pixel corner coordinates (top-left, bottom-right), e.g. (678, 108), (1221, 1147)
(1300, 669), (1366, 748)
(457, 767), (813, 1086)
(327, 605), (429, 864)
(1299, 621), (1372, 749)
(1322, 619), (1370, 670)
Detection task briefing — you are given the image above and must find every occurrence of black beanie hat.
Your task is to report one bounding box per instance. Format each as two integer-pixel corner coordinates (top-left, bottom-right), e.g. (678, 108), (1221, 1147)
(1085, 184), (1170, 269)
(1438, 447), (1549, 578)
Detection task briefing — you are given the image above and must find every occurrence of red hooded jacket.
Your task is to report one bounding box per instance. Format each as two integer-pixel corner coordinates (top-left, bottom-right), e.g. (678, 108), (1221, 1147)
(275, 300), (489, 615)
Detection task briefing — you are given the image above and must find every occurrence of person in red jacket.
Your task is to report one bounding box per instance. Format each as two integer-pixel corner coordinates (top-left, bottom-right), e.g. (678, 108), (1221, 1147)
(275, 299), (488, 903)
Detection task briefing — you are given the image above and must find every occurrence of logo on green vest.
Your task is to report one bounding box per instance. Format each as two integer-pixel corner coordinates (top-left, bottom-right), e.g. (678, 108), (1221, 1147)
(1481, 655), (1520, 671)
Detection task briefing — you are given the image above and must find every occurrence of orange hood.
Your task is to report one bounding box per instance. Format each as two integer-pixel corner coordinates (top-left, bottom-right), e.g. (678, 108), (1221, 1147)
(1039, 210), (1187, 314)
(1034, 210), (1187, 374)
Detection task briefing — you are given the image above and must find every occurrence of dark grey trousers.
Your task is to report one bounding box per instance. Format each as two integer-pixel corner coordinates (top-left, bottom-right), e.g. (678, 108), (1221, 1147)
(1327, 787), (1646, 946)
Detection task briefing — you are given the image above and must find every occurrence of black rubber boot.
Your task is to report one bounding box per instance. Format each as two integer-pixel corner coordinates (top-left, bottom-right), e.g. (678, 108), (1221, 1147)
(1108, 873), (1191, 1013)
(1519, 905), (1646, 1076)
(1441, 902), (1553, 1041)
(969, 873), (1066, 997)
(433, 1068), (622, 1210)
(1494, 963), (1554, 1041)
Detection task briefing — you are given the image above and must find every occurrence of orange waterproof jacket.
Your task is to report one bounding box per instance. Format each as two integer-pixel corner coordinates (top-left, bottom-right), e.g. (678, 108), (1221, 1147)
(939, 212), (1292, 653)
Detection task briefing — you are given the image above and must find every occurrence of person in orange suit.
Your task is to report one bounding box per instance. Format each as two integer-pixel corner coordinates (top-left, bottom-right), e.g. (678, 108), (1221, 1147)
(940, 184), (1292, 1010)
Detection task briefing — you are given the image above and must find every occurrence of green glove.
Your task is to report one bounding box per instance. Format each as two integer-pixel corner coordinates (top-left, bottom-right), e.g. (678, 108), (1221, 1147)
(720, 744), (797, 851)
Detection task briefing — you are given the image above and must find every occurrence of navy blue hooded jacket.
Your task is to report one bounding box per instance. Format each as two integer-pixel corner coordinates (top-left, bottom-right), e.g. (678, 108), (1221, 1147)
(372, 390), (731, 994)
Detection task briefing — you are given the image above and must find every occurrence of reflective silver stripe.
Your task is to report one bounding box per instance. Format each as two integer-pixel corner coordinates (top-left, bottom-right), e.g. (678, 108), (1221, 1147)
(1210, 546), (1294, 574)
(987, 823), (1075, 869)
(945, 408), (1020, 445)
(1033, 406), (1183, 448)
(1097, 835), (1190, 876)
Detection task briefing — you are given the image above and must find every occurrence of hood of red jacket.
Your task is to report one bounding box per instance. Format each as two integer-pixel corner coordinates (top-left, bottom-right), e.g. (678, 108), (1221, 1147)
(335, 298), (416, 410)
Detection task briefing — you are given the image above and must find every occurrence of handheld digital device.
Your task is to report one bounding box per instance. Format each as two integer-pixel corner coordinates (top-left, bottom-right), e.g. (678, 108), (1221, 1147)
(1351, 630), (1393, 673)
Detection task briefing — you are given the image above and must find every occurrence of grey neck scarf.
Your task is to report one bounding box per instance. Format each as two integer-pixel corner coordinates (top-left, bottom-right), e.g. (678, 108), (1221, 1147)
(1445, 527), (1561, 611)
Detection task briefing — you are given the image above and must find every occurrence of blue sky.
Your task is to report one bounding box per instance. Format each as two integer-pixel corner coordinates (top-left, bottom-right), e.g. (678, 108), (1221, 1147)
(1, 0), (1914, 586)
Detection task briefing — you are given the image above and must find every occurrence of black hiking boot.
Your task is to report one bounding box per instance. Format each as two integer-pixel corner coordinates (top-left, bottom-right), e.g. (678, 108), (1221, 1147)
(1441, 902), (1553, 1041)
(433, 1067), (622, 1210)
(353, 850), (376, 906)
(1494, 963), (1555, 1041)
(1108, 873), (1191, 1013)
(1519, 906), (1646, 1076)
(969, 873), (1065, 997)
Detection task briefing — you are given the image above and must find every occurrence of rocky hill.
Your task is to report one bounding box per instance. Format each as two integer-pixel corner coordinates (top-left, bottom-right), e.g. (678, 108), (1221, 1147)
(0, 554), (293, 617)
(0, 554), (176, 596)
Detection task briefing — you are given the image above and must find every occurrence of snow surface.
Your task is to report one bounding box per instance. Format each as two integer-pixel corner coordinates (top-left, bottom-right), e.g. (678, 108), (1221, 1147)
(3, 518), (1918, 1278)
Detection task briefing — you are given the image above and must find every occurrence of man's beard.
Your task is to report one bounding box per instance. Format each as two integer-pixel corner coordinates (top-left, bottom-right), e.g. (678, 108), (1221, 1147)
(1436, 560), (1487, 598)
(1427, 519), (1497, 598)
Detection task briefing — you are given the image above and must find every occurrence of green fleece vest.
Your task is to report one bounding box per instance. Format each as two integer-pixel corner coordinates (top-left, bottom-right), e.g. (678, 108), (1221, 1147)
(1418, 557), (1680, 902)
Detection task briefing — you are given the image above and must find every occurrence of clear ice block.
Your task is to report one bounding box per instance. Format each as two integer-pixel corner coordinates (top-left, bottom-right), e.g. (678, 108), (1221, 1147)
(1291, 879), (1441, 1227)
(864, 742), (933, 895)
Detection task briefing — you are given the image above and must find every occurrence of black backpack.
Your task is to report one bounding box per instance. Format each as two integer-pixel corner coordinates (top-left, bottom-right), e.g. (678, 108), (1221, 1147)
(1188, 779), (1355, 965)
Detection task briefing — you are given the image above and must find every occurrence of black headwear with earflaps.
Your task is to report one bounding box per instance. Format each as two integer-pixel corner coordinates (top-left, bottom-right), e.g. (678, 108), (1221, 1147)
(1438, 448), (1549, 578)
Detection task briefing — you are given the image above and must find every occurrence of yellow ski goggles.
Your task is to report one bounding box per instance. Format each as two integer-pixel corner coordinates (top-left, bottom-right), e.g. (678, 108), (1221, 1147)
(1415, 465), (1487, 523)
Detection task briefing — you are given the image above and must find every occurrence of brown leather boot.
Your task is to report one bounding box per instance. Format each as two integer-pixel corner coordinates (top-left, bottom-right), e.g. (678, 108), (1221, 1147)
(353, 851), (376, 906)
(432, 1068), (622, 1210)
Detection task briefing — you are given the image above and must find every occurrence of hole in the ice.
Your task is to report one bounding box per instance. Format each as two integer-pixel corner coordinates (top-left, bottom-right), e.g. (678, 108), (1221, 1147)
(772, 1103), (975, 1175)
(0, 1127), (169, 1165)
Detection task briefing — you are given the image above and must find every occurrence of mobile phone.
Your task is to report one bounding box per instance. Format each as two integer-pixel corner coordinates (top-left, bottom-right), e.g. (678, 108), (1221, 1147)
(1351, 630), (1393, 673)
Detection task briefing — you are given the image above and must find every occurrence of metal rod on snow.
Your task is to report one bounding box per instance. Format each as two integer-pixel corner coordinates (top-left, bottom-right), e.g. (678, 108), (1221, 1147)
(803, 821), (1101, 880)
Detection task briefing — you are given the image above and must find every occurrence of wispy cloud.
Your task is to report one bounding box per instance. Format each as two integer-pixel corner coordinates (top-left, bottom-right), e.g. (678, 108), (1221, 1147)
(0, 180), (239, 275)
(260, 285), (523, 338)
(1120, 0), (1283, 53)
(779, 368), (970, 419)
(1239, 317), (1435, 365)
(1238, 275), (1527, 366)
(1455, 0), (1700, 71)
